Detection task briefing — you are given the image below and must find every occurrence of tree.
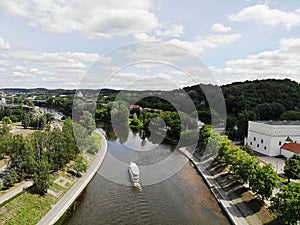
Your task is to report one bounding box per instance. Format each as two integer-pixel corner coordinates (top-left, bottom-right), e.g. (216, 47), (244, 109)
(32, 158), (51, 195)
(256, 102), (285, 120)
(270, 182), (300, 225)
(281, 110), (300, 120)
(129, 113), (143, 129)
(110, 101), (129, 126)
(3, 169), (19, 188)
(44, 113), (55, 124)
(2, 116), (12, 125)
(78, 111), (96, 135)
(71, 154), (87, 177)
(284, 154), (300, 182)
(86, 132), (101, 155)
(235, 154), (259, 186)
(241, 144), (253, 155)
(237, 110), (256, 142)
(22, 114), (30, 129)
(206, 130), (222, 156)
(217, 135), (231, 160)
(250, 163), (279, 200)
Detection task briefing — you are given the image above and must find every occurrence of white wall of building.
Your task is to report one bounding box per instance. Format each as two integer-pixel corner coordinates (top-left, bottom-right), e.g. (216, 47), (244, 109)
(281, 149), (297, 159)
(247, 121), (300, 156)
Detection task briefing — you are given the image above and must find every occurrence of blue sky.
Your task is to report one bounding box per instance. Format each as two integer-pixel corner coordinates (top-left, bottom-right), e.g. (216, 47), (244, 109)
(0, 0), (299, 89)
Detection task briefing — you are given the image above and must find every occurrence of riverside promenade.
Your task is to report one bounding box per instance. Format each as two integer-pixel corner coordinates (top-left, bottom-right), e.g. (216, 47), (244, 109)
(179, 147), (249, 225)
(37, 129), (107, 225)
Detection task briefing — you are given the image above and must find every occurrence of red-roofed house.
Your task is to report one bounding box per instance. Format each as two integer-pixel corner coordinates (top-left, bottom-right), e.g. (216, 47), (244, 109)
(281, 142), (300, 158)
(130, 105), (142, 109)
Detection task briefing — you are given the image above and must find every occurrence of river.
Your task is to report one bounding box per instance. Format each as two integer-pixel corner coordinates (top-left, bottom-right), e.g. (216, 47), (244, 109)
(63, 123), (230, 225)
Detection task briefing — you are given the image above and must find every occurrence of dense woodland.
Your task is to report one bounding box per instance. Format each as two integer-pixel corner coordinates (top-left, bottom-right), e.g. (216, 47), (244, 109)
(94, 78), (300, 142)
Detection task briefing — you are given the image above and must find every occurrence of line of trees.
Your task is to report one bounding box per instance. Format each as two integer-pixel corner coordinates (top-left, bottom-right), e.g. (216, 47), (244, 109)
(198, 125), (280, 200)
(197, 125), (300, 224)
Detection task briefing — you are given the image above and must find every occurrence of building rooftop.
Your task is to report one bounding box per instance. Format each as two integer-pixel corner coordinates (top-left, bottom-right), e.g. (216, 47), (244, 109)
(281, 142), (300, 154)
(255, 120), (300, 126)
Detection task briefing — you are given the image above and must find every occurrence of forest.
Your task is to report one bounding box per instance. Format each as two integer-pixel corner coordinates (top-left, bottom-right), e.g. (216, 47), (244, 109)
(94, 78), (300, 142)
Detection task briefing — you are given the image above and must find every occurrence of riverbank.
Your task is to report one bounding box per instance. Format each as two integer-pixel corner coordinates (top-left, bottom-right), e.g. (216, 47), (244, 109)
(0, 129), (107, 225)
(179, 148), (248, 225)
(37, 129), (107, 225)
(179, 148), (278, 225)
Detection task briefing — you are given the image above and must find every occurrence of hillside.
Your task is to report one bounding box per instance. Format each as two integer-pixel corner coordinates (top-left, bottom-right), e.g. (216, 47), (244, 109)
(221, 78), (300, 116)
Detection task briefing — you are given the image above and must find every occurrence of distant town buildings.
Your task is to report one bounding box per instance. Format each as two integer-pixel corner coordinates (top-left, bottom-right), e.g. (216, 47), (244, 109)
(246, 121), (300, 158)
(76, 91), (83, 98)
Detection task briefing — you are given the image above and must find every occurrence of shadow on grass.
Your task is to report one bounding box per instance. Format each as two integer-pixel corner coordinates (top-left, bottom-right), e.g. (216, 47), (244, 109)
(263, 218), (282, 225)
(236, 199), (263, 216)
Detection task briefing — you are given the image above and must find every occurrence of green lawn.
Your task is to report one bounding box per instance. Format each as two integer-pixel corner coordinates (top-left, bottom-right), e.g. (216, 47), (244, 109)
(0, 192), (56, 225)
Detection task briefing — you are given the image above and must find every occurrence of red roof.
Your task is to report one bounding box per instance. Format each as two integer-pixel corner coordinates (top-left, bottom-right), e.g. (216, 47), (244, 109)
(130, 105), (142, 109)
(281, 142), (300, 154)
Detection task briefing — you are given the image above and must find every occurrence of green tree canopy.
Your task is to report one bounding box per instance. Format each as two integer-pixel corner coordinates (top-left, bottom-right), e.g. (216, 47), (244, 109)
(270, 182), (300, 225)
(284, 154), (300, 182)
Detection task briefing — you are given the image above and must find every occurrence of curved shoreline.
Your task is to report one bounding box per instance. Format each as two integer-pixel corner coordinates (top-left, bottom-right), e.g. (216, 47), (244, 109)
(37, 129), (108, 225)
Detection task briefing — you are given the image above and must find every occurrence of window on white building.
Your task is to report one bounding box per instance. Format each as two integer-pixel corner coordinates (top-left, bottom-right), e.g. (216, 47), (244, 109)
(261, 139), (263, 143)
(264, 146), (267, 150)
(279, 141), (282, 146)
(254, 137), (256, 141)
(257, 144), (259, 148)
(250, 142), (252, 145)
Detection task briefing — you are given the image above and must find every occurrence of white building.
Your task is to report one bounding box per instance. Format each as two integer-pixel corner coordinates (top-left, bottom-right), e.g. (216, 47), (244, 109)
(247, 121), (300, 156)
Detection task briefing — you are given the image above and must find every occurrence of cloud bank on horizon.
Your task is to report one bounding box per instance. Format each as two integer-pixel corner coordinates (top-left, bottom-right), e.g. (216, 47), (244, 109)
(0, 0), (299, 89)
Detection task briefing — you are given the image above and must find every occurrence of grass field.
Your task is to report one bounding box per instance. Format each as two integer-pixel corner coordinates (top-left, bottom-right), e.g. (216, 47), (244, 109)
(0, 192), (56, 225)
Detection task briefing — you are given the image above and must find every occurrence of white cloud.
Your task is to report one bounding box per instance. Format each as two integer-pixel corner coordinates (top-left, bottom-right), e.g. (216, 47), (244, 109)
(155, 22), (184, 38)
(0, 37), (10, 49)
(0, 0), (159, 38)
(169, 33), (241, 55)
(133, 33), (158, 41)
(0, 45), (112, 88)
(210, 38), (300, 84)
(0, 59), (9, 66)
(211, 23), (232, 33)
(229, 4), (300, 30)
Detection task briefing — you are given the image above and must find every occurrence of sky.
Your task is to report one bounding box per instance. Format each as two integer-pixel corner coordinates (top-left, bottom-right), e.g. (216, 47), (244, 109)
(0, 0), (300, 89)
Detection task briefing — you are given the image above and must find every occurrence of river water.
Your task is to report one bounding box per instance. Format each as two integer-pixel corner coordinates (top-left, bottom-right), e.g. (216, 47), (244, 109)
(64, 124), (230, 225)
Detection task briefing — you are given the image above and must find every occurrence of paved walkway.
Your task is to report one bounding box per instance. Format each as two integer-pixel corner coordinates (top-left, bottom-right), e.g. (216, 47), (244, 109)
(254, 153), (286, 175)
(179, 148), (249, 225)
(0, 181), (33, 205)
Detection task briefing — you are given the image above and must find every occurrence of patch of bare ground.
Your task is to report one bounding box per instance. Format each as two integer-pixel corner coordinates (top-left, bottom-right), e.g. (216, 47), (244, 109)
(206, 159), (280, 225)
